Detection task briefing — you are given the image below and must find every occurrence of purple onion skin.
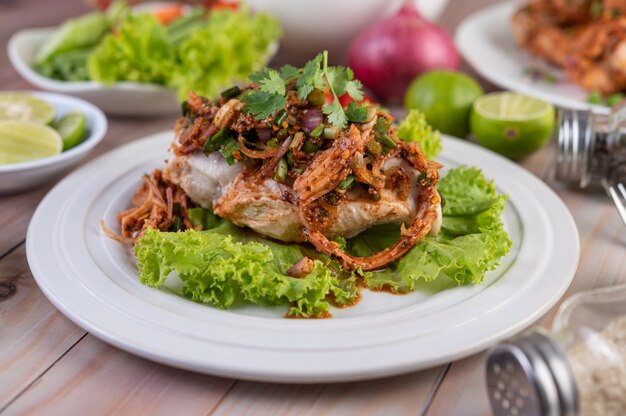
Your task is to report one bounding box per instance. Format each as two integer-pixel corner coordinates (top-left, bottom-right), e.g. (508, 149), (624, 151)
(302, 108), (323, 133)
(348, 4), (460, 103)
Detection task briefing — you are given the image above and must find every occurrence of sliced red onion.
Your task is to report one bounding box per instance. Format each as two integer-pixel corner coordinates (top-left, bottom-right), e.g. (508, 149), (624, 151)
(302, 108), (323, 133)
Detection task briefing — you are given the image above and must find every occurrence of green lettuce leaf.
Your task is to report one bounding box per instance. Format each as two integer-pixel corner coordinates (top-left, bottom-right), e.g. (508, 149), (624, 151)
(135, 222), (359, 318)
(88, 13), (174, 85)
(170, 8), (281, 100)
(396, 110), (442, 160)
(350, 165), (511, 291)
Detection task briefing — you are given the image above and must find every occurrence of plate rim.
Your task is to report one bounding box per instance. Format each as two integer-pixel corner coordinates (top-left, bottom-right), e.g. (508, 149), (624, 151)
(26, 131), (580, 383)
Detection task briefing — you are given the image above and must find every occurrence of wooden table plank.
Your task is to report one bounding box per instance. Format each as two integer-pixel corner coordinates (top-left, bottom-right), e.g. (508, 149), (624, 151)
(0, 245), (86, 410)
(211, 368), (446, 416)
(2, 335), (234, 416)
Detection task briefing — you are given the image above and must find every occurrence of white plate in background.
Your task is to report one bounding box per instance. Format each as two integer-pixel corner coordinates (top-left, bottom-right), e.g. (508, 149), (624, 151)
(456, 2), (610, 115)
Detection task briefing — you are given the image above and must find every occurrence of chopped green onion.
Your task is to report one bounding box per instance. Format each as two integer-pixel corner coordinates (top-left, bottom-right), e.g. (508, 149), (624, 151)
(219, 139), (240, 165)
(290, 131), (304, 149)
(181, 100), (189, 117)
(303, 141), (318, 153)
(171, 216), (182, 231)
(307, 88), (326, 107)
(173, 202), (181, 214)
(374, 117), (392, 134)
(372, 193), (381, 202)
(365, 139), (382, 155)
(323, 126), (339, 139)
(274, 109), (287, 126)
(337, 175), (355, 190)
(286, 151), (294, 167)
(376, 134), (397, 150)
(203, 128), (232, 153)
(220, 86), (241, 99)
(277, 128), (289, 140)
(275, 158), (288, 182)
(267, 138), (278, 148)
(310, 124), (324, 138)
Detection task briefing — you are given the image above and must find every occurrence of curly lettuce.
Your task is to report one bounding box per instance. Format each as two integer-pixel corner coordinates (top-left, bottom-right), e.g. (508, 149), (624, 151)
(170, 8), (281, 100)
(135, 214), (358, 318)
(85, 6), (280, 100)
(354, 166), (511, 291)
(396, 109), (442, 160)
(134, 165), (511, 317)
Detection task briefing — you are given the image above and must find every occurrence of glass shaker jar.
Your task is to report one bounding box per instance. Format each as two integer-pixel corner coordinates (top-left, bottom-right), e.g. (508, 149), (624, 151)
(556, 102), (626, 224)
(485, 285), (626, 416)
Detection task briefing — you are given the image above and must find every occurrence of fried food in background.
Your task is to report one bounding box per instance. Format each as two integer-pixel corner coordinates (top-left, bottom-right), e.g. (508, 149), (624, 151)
(512, 0), (626, 94)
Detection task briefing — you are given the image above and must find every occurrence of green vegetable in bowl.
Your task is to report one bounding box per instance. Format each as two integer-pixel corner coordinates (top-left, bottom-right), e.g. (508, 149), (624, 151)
(34, 3), (281, 101)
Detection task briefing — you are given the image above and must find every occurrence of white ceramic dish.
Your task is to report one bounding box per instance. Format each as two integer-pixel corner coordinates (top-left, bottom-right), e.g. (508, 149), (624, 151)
(8, 29), (180, 116)
(455, 2), (610, 115)
(26, 131), (579, 383)
(0, 91), (107, 194)
(248, 0), (450, 65)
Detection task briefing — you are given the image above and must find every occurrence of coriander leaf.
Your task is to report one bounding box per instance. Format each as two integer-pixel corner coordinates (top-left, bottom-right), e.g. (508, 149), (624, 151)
(241, 90), (286, 119)
(249, 68), (270, 84)
(297, 53), (324, 100)
(345, 79), (364, 101)
(345, 101), (367, 123)
(258, 68), (286, 95)
(326, 66), (350, 96)
(280, 64), (299, 81)
(324, 99), (347, 129)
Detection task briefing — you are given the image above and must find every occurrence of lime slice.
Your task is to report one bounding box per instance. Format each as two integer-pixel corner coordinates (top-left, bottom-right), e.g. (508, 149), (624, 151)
(0, 121), (63, 165)
(0, 93), (56, 125)
(470, 92), (555, 160)
(53, 111), (87, 151)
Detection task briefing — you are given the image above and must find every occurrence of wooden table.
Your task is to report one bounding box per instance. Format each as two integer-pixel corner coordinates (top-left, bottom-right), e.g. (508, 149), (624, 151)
(2, 1), (625, 414)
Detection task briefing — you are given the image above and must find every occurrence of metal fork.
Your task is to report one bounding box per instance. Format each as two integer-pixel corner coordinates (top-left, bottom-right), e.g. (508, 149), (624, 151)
(606, 182), (626, 227)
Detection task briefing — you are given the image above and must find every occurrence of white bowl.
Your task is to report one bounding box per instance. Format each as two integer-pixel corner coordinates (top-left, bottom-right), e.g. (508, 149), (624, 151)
(0, 91), (107, 194)
(8, 28), (180, 116)
(248, 0), (450, 65)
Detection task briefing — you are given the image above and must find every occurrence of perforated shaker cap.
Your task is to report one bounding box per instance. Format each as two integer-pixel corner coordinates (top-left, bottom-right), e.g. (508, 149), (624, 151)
(485, 332), (578, 416)
(555, 108), (595, 186)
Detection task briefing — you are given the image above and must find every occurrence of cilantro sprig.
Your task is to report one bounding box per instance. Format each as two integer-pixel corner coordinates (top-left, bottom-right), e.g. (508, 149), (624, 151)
(241, 51), (366, 129)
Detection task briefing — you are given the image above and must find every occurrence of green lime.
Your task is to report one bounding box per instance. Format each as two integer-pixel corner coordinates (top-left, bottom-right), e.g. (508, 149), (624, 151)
(470, 92), (555, 160)
(53, 111), (87, 151)
(404, 70), (484, 137)
(0, 93), (56, 125)
(0, 120), (62, 165)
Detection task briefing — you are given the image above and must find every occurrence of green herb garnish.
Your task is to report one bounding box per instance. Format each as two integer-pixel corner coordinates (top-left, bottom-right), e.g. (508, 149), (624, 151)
(242, 51), (366, 129)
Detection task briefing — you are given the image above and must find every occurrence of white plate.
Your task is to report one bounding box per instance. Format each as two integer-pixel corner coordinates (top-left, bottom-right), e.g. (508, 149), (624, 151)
(26, 131), (579, 383)
(456, 2), (609, 115)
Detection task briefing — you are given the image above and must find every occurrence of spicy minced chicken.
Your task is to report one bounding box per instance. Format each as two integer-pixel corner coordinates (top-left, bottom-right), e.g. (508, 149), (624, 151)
(109, 52), (442, 272)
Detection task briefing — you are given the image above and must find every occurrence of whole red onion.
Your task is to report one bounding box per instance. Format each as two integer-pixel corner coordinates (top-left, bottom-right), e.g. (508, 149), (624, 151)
(348, 3), (460, 103)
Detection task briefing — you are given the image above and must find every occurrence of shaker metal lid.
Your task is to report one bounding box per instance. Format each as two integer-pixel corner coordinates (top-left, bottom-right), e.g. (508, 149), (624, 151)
(555, 109), (594, 186)
(485, 332), (578, 416)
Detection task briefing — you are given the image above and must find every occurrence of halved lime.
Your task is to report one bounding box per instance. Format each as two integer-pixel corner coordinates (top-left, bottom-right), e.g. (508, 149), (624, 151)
(0, 93), (56, 125)
(470, 92), (555, 160)
(53, 111), (87, 151)
(0, 121), (62, 165)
